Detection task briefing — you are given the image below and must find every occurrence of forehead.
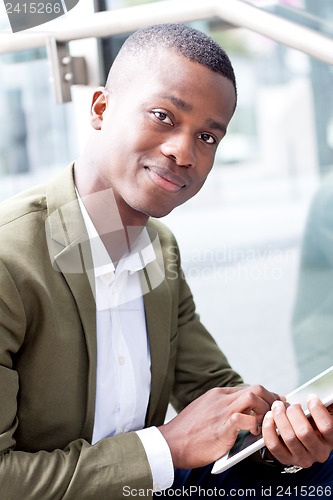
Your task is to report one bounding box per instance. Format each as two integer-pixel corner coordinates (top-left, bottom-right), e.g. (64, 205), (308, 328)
(121, 49), (236, 119)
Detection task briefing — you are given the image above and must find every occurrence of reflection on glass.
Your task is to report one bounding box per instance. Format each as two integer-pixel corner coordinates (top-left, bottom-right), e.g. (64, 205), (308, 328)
(292, 173), (333, 384)
(0, 0), (332, 394)
(0, 49), (78, 200)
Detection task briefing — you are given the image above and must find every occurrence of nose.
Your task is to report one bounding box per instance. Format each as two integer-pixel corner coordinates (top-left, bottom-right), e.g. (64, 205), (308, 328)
(161, 132), (195, 168)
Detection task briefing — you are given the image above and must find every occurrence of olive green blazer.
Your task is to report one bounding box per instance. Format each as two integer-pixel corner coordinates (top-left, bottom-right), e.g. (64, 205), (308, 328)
(0, 165), (242, 499)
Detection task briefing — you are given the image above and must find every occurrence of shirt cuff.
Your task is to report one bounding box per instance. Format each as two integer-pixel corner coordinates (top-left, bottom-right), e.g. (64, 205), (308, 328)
(136, 426), (174, 492)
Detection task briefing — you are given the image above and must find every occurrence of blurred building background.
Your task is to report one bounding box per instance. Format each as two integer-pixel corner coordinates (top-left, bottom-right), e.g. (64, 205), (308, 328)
(0, 0), (333, 394)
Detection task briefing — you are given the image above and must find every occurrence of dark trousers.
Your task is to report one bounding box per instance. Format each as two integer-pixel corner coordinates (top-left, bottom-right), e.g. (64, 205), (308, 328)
(155, 452), (333, 499)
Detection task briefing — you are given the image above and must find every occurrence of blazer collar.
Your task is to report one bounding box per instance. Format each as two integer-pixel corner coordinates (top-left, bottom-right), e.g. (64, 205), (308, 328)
(143, 223), (172, 425)
(45, 163), (97, 439)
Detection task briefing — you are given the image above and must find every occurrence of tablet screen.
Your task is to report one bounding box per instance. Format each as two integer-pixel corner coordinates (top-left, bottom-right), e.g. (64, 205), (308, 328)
(227, 429), (263, 459)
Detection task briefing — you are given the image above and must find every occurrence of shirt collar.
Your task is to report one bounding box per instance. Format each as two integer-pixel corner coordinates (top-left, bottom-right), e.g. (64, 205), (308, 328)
(76, 189), (156, 280)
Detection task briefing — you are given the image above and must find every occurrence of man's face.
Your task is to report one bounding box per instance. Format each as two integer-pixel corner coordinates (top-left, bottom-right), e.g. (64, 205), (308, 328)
(88, 49), (236, 224)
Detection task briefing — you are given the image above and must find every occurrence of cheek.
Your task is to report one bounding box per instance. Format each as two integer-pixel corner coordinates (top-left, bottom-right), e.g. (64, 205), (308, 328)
(185, 160), (214, 198)
(180, 177), (207, 205)
(122, 125), (153, 153)
(191, 178), (207, 196)
(196, 156), (215, 182)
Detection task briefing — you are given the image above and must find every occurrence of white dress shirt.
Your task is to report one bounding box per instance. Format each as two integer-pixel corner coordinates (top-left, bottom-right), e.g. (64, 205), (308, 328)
(77, 193), (174, 491)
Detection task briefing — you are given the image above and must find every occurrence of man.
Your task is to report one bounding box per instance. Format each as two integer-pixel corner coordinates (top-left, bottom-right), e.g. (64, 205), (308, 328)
(0, 23), (332, 499)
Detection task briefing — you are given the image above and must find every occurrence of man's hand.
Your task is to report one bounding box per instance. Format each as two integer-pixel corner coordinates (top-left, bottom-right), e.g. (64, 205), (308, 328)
(158, 385), (280, 469)
(262, 396), (333, 468)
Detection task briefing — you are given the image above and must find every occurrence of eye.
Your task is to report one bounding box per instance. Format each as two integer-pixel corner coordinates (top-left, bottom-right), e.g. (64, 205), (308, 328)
(198, 133), (216, 144)
(152, 110), (173, 126)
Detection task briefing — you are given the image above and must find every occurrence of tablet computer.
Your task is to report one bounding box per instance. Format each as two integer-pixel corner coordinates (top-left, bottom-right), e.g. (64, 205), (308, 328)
(211, 365), (333, 475)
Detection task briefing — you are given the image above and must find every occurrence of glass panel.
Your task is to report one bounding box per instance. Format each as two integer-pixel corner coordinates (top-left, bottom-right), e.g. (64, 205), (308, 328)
(0, 49), (78, 199)
(1, 0), (332, 395)
(161, 26), (333, 392)
(242, 0), (333, 38)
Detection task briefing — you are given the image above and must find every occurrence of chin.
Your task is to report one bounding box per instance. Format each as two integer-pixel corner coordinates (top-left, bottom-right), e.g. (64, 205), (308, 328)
(126, 197), (173, 219)
(143, 206), (174, 219)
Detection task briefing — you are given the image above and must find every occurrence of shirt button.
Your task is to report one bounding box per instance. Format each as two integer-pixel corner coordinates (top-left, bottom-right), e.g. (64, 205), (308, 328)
(118, 356), (125, 365)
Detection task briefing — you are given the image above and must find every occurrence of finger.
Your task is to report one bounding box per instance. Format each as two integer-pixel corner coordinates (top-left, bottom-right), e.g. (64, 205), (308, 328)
(234, 387), (276, 416)
(273, 401), (309, 455)
(231, 384), (281, 404)
(326, 403), (333, 416)
(262, 401), (310, 465)
(213, 387), (275, 423)
(228, 385), (279, 413)
(205, 412), (260, 457)
(307, 395), (333, 449)
(285, 404), (326, 465)
(247, 384), (282, 406)
(265, 400), (322, 468)
(225, 412), (261, 441)
(262, 409), (292, 464)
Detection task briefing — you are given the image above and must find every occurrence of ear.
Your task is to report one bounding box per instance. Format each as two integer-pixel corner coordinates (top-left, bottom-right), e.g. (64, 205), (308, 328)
(90, 87), (108, 130)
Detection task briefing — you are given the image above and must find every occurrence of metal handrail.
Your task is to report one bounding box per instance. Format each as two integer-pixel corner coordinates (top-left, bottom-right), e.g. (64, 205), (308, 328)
(0, 0), (333, 65)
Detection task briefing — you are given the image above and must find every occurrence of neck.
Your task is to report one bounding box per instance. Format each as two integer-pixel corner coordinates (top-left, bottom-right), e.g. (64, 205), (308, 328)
(74, 158), (148, 261)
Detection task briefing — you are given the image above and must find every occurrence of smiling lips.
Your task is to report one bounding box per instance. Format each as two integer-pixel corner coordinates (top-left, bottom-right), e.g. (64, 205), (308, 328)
(145, 166), (187, 193)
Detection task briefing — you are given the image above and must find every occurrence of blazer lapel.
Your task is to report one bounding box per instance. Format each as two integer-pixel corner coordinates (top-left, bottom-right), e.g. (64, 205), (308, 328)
(45, 165), (97, 439)
(141, 224), (173, 425)
(144, 279), (172, 425)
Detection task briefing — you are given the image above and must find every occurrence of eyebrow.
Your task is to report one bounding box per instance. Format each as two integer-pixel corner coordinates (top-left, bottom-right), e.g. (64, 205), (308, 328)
(159, 94), (192, 112)
(158, 93), (227, 135)
(206, 119), (227, 135)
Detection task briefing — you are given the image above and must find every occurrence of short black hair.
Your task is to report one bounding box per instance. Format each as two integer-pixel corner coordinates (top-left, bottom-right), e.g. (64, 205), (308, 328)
(114, 23), (237, 97)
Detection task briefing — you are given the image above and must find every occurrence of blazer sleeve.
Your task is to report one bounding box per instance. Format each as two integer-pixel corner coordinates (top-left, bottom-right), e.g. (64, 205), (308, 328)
(0, 259), (153, 500)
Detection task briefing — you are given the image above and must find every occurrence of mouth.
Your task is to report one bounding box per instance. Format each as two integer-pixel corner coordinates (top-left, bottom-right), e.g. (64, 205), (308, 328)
(144, 166), (187, 193)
